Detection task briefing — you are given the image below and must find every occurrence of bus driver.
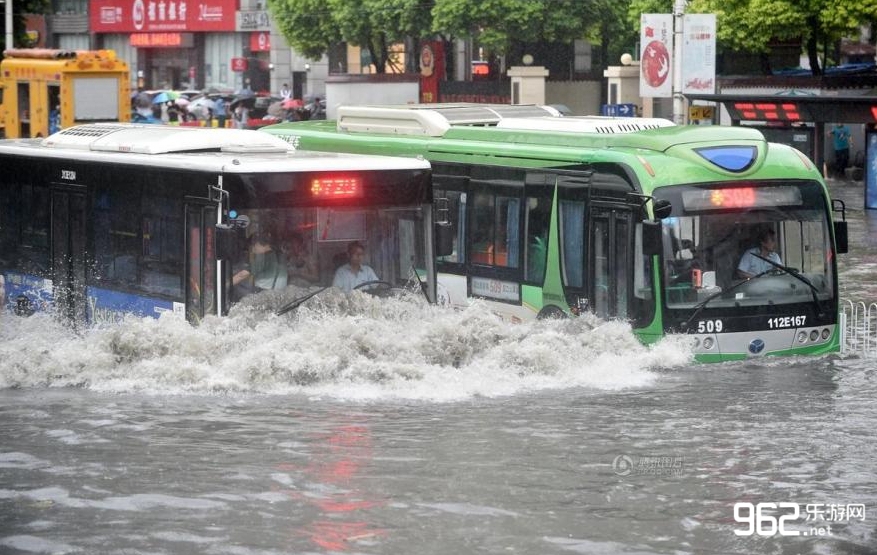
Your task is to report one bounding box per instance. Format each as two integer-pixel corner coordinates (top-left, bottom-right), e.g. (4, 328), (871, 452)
(333, 241), (379, 292)
(736, 229), (782, 279)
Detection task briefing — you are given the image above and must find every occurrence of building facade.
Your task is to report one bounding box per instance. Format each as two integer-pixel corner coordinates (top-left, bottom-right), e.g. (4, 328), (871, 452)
(41, 0), (325, 97)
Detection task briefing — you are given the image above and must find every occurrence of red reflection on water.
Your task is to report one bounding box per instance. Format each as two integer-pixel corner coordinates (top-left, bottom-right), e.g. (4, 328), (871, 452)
(276, 421), (387, 551)
(302, 520), (387, 551)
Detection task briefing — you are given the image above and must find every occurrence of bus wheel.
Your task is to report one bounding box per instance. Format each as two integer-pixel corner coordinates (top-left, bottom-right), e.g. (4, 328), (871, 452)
(537, 305), (567, 320)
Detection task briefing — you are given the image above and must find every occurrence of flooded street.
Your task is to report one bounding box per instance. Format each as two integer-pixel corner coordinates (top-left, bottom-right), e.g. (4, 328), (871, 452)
(1, 179), (876, 554)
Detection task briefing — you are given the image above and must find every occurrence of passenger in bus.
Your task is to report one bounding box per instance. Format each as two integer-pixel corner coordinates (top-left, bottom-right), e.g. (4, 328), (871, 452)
(332, 241), (379, 292)
(232, 233), (288, 297)
(736, 229), (782, 279)
(285, 232), (319, 286)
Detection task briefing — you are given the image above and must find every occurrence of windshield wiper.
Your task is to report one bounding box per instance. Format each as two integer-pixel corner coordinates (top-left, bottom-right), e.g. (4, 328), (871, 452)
(275, 286), (329, 316)
(680, 268), (774, 332)
(751, 253), (824, 317)
(681, 256), (825, 331)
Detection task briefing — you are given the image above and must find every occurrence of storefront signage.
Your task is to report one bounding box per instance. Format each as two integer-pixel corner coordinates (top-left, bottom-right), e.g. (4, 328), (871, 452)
(249, 31), (270, 52)
(236, 10), (271, 31)
(230, 57), (248, 72)
(130, 32), (193, 47)
(90, 0), (237, 33)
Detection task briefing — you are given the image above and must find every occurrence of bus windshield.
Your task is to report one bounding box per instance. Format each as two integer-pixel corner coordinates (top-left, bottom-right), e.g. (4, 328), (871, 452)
(656, 181), (834, 310)
(226, 204), (428, 302)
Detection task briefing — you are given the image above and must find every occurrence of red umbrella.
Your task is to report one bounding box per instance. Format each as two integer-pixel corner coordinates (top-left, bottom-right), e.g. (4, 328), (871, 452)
(282, 98), (304, 109)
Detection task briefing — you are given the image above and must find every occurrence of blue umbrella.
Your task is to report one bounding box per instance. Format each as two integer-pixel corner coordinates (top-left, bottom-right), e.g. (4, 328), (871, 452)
(151, 91), (180, 104)
(152, 91), (171, 104)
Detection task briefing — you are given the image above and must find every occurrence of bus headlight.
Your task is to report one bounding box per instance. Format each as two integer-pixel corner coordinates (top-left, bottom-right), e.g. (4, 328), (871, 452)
(797, 331), (808, 343)
(821, 328), (830, 340)
(809, 330), (819, 342)
(702, 337), (715, 350)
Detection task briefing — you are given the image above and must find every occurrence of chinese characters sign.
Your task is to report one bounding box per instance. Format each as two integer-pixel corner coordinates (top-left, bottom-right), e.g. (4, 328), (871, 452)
(90, 0), (237, 33)
(681, 13), (716, 94)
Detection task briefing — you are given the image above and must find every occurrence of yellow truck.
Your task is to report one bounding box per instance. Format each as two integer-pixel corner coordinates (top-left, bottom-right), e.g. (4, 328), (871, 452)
(0, 48), (130, 138)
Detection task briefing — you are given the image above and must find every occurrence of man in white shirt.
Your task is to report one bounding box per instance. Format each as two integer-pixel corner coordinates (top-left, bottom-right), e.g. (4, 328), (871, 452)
(737, 229), (782, 279)
(333, 241), (380, 292)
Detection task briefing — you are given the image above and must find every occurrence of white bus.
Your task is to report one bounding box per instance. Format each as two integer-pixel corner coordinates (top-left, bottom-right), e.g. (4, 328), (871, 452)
(0, 124), (435, 323)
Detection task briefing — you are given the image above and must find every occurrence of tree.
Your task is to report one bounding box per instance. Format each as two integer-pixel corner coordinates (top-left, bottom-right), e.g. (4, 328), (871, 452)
(268, 0), (434, 73)
(0, 0), (51, 55)
(432, 0), (602, 58)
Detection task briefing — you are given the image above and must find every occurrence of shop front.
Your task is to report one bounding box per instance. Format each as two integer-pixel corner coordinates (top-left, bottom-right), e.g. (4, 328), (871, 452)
(89, 0), (257, 92)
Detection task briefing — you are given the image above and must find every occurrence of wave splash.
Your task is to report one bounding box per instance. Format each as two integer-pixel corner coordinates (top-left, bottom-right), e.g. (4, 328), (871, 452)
(0, 289), (692, 400)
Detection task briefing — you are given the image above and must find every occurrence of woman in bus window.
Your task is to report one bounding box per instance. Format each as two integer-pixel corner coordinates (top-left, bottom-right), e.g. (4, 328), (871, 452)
(233, 233), (287, 296)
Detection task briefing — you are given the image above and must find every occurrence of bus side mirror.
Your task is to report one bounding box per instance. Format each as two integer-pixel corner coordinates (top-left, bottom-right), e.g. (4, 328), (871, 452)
(653, 199), (672, 220)
(435, 222), (455, 257)
(216, 224), (239, 260)
(834, 221), (848, 254)
(642, 220), (662, 256)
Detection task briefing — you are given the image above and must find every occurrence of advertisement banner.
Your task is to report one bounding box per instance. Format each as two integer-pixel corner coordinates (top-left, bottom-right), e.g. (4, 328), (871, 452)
(866, 129), (877, 210)
(639, 13), (673, 98)
(682, 13), (716, 94)
(90, 0), (237, 33)
(419, 41), (445, 104)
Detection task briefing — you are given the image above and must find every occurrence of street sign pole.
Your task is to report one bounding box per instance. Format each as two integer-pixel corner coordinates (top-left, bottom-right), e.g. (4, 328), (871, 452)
(673, 0), (688, 125)
(3, 0), (12, 52)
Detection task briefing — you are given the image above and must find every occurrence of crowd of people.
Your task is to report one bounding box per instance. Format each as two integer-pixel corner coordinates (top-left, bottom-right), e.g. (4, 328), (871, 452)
(130, 82), (324, 129)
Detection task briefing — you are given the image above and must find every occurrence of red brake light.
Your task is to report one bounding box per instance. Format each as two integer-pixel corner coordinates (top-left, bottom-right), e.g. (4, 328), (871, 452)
(311, 176), (362, 199)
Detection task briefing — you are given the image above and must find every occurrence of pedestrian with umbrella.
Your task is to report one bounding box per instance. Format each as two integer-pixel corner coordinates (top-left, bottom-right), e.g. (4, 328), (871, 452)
(230, 90), (256, 129)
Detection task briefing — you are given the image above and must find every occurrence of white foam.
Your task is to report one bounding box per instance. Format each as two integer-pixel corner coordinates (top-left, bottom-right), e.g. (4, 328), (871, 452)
(0, 291), (692, 400)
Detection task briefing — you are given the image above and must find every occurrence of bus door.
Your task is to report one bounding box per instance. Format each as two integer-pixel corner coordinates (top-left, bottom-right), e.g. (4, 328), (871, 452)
(51, 185), (87, 322)
(589, 203), (634, 319)
(184, 199), (219, 322)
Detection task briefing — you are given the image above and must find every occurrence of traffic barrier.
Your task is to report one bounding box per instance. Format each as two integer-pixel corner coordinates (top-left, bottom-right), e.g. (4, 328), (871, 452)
(841, 300), (877, 356)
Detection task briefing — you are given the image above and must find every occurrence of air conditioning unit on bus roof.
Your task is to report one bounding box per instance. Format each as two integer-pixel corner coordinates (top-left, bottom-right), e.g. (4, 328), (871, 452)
(494, 116), (675, 134)
(336, 104), (561, 137)
(43, 123), (293, 154)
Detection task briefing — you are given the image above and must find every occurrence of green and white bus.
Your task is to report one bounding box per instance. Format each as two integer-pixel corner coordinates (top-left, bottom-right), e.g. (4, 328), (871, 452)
(262, 104), (848, 362)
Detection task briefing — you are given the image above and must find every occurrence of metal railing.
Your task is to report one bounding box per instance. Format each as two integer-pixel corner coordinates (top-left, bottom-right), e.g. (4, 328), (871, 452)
(841, 300), (877, 356)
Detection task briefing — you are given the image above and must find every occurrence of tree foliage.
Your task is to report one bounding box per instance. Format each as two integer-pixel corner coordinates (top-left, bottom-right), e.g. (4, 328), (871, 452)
(431, 0), (602, 56)
(268, 0), (433, 72)
(267, 0), (875, 76)
(0, 0), (52, 55)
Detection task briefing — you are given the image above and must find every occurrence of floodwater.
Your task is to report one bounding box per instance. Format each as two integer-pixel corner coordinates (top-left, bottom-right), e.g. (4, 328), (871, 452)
(1, 179), (876, 555)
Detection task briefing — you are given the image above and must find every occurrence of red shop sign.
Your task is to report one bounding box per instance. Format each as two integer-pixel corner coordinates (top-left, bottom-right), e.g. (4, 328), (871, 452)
(90, 0), (237, 33)
(249, 31), (270, 52)
(230, 57), (248, 72)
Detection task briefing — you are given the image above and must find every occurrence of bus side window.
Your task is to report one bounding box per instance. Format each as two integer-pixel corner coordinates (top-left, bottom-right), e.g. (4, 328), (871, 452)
(436, 189), (465, 264)
(468, 192), (520, 268)
(559, 200), (585, 288)
(470, 192), (495, 265)
(0, 179), (50, 277)
(525, 196), (551, 283)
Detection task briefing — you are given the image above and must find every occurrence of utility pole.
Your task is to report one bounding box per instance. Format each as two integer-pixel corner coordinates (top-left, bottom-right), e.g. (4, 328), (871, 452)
(3, 0), (11, 52)
(673, 0), (687, 125)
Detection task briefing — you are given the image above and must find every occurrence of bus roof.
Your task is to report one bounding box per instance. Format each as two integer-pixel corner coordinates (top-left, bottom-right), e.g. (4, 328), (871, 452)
(42, 123), (294, 154)
(0, 124), (431, 173)
(337, 103), (560, 136)
(494, 116), (675, 134)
